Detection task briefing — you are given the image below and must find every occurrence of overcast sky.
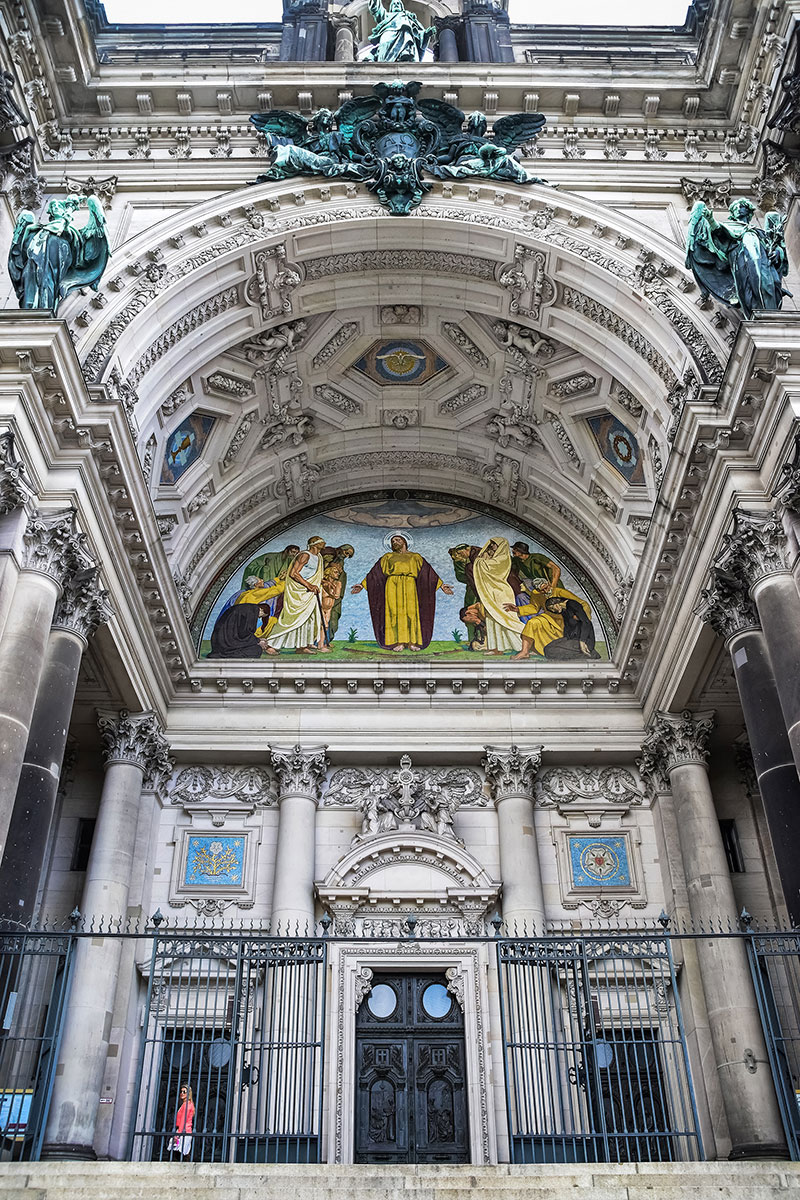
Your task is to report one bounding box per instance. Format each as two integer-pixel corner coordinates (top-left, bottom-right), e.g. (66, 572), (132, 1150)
(103, 0), (689, 27)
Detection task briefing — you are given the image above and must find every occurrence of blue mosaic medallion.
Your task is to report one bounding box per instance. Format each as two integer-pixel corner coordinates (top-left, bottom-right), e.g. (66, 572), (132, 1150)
(568, 836), (631, 888)
(184, 835), (245, 888)
(352, 340), (448, 386)
(586, 413), (644, 486)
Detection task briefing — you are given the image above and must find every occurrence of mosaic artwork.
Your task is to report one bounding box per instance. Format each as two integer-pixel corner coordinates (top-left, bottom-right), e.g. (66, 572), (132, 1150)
(568, 836), (631, 888)
(196, 496), (612, 662)
(586, 413), (644, 486)
(352, 340), (448, 386)
(184, 835), (245, 888)
(160, 413), (216, 487)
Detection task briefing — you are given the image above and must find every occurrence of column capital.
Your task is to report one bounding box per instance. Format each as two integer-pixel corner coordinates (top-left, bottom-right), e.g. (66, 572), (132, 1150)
(696, 567), (760, 642)
(21, 508), (85, 588)
(96, 708), (173, 786)
(270, 743), (328, 799)
(52, 565), (114, 644)
(483, 744), (543, 797)
(716, 507), (787, 587)
(774, 429), (800, 516)
(0, 428), (33, 515)
(638, 709), (715, 790)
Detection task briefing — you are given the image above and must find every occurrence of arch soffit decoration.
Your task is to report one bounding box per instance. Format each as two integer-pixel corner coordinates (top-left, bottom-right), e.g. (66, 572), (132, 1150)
(67, 180), (728, 613)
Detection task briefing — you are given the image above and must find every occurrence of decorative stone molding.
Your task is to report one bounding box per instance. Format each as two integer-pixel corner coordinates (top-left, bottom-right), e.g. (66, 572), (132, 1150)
(773, 430), (800, 516)
(96, 708), (173, 786)
(445, 965), (466, 1011)
(536, 766), (643, 819)
(21, 508), (85, 587)
(638, 710), (715, 790)
(270, 743), (328, 798)
(0, 429), (32, 514)
(312, 321), (359, 368)
(354, 966), (373, 1011)
(483, 745), (543, 797)
(312, 383), (362, 415)
(52, 565), (113, 644)
(716, 508), (788, 586)
(325, 755), (483, 845)
(170, 765), (276, 811)
(242, 318), (308, 378)
(696, 567), (760, 641)
(439, 384), (488, 414)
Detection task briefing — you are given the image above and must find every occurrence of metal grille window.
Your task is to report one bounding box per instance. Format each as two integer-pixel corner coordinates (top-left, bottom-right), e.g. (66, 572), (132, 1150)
(496, 934), (702, 1164)
(129, 934), (327, 1164)
(746, 931), (800, 1159)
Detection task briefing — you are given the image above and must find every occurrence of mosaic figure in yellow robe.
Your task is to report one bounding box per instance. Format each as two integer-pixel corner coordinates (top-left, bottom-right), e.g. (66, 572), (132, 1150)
(263, 536), (326, 654)
(504, 581), (592, 660)
(234, 578), (285, 638)
(352, 534), (453, 652)
(471, 537), (524, 654)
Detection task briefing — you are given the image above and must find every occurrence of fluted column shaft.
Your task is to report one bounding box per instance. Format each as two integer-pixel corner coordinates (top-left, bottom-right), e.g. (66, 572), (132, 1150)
(42, 710), (171, 1160)
(0, 570), (111, 923)
(640, 712), (785, 1159)
(270, 745), (327, 933)
(484, 746), (544, 933)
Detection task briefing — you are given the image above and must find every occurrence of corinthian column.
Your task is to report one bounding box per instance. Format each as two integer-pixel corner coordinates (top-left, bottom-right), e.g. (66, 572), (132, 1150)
(639, 711), (785, 1159)
(0, 566), (112, 923)
(715, 508), (800, 780)
(0, 509), (84, 859)
(270, 744), (327, 933)
(483, 745), (544, 933)
(698, 568), (800, 925)
(43, 710), (172, 1160)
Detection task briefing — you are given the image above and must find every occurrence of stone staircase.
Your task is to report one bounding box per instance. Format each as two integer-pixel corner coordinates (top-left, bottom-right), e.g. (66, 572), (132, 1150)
(1, 1163), (800, 1200)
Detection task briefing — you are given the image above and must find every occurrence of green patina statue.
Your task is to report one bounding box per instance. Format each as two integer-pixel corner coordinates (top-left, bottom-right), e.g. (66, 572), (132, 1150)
(364, 0), (435, 63)
(250, 80), (546, 216)
(8, 194), (110, 315)
(685, 197), (791, 320)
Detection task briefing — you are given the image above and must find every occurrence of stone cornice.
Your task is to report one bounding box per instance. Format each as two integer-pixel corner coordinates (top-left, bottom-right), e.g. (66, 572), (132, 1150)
(97, 707), (173, 786)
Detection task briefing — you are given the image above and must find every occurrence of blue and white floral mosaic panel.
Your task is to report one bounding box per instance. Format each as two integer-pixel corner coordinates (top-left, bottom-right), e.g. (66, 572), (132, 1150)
(568, 836), (631, 888)
(184, 835), (245, 888)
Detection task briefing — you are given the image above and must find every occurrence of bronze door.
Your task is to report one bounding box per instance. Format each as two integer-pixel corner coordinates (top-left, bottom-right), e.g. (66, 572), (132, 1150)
(355, 973), (469, 1164)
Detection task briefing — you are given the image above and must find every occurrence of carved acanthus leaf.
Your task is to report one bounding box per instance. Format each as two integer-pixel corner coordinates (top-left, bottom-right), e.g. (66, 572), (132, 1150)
(716, 508), (787, 585)
(696, 568), (760, 641)
(170, 764), (276, 807)
(483, 745), (543, 796)
(52, 565), (114, 642)
(22, 508), (86, 586)
(637, 710), (715, 791)
(270, 744), (328, 797)
(97, 708), (173, 786)
(0, 429), (33, 514)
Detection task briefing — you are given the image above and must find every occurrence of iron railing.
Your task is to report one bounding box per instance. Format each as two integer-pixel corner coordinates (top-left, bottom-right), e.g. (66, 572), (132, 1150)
(496, 932), (702, 1164)
(129, 932), (328, 1164)
(0, 930), (75, 1161)
(1, 918), (799, 1165)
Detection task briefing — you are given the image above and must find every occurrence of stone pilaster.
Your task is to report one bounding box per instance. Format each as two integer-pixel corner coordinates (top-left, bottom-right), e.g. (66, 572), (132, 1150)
(0, 509), (85, 860)
(698, 566), (800, 925)
(639, 711), (786, 1159)
(0, 566), (112, 924)
(332, 14), (357, 61)
(715, 506), (800, 780)
(483, 745), (545, 933)
(0, 429), (33, 659)
(43, 709), (171, 1160)
(270, 744), (328, 932)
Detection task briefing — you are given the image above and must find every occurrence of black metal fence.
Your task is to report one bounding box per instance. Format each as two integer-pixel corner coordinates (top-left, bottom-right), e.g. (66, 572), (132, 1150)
(129, 932), (328, 1164)
(2, 920), (800, 1165)
(496, 933), (702, 1163)
(0, 930), (75, 1161)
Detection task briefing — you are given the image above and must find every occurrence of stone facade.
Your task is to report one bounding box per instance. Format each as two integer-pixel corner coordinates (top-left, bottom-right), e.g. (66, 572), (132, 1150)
(1, 0), (800, 1170)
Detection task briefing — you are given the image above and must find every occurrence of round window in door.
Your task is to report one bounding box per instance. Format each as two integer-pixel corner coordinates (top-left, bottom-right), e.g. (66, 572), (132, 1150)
(421, 982), (453, 1019)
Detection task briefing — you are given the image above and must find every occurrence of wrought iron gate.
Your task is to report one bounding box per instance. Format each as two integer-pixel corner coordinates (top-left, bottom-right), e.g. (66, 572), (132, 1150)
(0, 931), (75, 1160)
(496, 934), (702, 1163)
(129, 933), (327, 1163)
(745, 930), (800, 1159)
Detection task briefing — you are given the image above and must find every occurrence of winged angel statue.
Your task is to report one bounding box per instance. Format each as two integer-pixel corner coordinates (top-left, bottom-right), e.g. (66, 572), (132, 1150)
(8, 195), (109, 315)
(251, 80), (546, 215)
(685, 198), (790, 320)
